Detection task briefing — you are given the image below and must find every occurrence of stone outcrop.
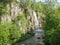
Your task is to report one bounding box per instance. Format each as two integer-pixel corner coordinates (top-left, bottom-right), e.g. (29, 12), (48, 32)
(0, 3), (44, 33)
(1, 3), (24, 23)
(27, 11), (44, 30)
(1, 15), (11, 23)
(37, 12), (44, 28)
(10, 3), (24, 20)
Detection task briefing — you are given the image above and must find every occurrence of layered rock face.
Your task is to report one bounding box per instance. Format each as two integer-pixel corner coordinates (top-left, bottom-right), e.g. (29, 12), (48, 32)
(1, 3), (24, 23)
(1, 15), (11, 23)
(0, 3), (44, 33)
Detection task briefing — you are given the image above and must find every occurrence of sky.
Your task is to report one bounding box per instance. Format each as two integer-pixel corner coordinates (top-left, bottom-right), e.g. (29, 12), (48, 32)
(58, 0), (60, 2)
(36, 0), (45, 2)
(36, 0), (60, 2)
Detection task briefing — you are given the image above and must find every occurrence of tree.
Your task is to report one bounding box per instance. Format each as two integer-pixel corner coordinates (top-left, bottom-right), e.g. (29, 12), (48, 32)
(43, 0), (60, 45)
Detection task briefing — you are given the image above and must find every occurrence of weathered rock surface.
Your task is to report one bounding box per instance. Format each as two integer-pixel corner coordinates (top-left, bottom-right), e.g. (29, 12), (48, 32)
(0, 3), (44, 33)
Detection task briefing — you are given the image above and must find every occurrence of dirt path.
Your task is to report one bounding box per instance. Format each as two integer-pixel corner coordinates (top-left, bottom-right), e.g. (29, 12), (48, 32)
(15, 36), (36, 45)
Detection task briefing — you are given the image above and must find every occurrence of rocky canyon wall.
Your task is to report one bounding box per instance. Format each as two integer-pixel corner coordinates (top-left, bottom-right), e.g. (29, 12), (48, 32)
(0, 3), (44, 33)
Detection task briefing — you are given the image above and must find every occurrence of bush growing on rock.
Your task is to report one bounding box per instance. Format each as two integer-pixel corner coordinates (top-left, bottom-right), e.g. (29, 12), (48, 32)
(0, 23), (11, 45)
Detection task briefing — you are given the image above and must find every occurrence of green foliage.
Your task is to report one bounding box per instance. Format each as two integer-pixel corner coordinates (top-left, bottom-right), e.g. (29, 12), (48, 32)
(26, 0), (31, 8)
(19, 13), (26, 20)
(18, 33), (33, 42)
(0, 22), (22, 45)
(9, 24), (22, 44)
(41, 0), (60, 45)
(31, 1), (45, 12)
(14, 13), (27, 22)
(9, 24), (21, 40)
(44, 7), (60, 45)
(20, 34), (31, 41)
(0, 2), (10, 16)
(31, 0), (37, 11)
(0, 2), (6, 16)
(1, 0), (60, 45)
(0, 23), (11, 45)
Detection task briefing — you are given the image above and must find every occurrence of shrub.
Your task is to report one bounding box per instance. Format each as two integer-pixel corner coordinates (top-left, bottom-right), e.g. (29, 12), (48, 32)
(0, 23), (11, 45)
(44, 9), (60, 45)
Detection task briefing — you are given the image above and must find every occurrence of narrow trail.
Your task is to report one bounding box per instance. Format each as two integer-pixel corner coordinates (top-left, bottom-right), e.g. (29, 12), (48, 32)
(15, 36), (36, 45)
